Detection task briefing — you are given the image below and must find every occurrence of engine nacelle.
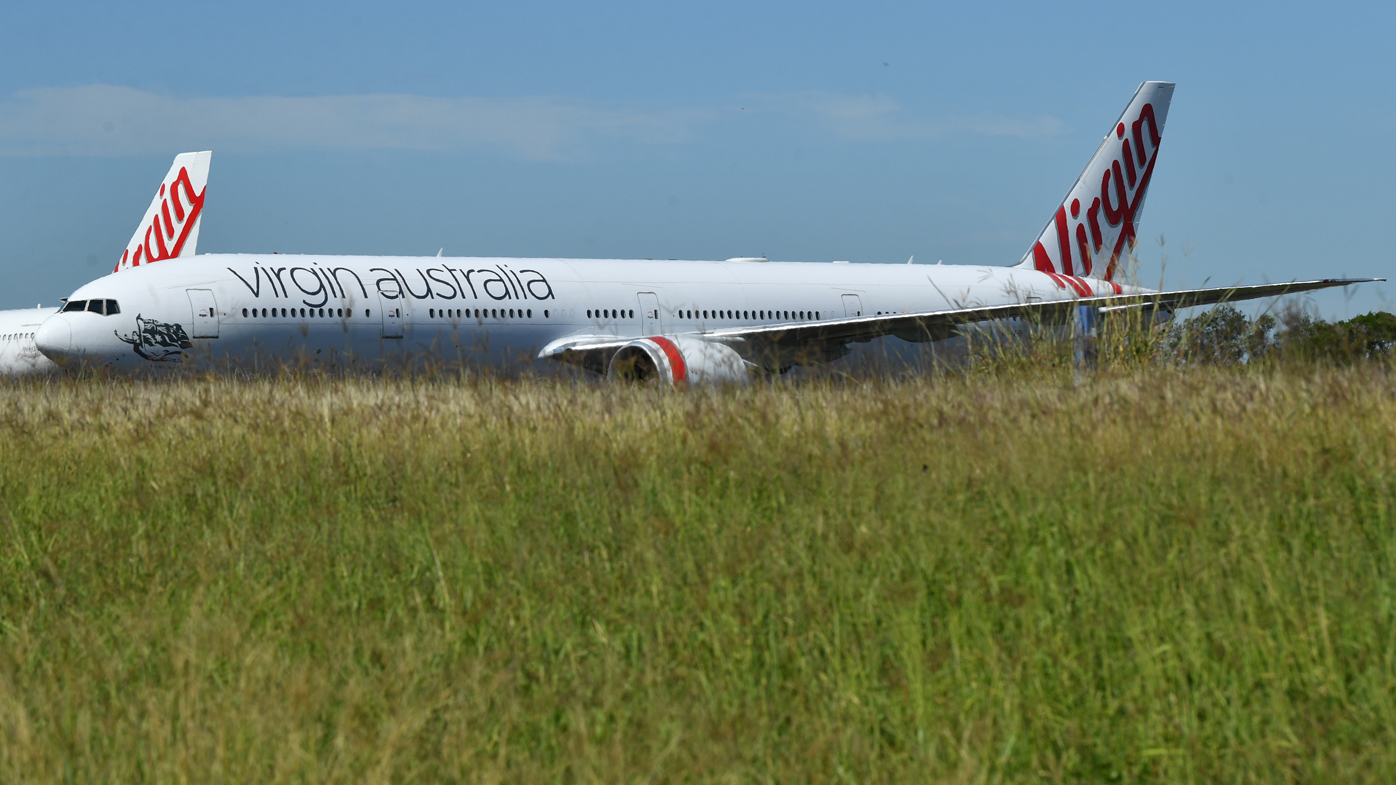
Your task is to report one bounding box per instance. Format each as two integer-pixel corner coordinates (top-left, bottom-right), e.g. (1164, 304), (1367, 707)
(607, 336), (751, 385)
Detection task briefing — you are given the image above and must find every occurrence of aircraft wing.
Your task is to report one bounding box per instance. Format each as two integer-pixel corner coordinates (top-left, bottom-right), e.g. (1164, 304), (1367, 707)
(539, 277), (1383, 361)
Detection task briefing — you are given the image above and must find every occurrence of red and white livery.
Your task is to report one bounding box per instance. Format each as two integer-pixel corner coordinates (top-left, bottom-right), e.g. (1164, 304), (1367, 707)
(1019, 82), (1171, 286)
(115, 151), (211, 272)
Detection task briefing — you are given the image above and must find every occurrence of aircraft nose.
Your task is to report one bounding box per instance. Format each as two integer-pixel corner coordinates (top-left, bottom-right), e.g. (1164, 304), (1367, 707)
(34, 316), (72, 362)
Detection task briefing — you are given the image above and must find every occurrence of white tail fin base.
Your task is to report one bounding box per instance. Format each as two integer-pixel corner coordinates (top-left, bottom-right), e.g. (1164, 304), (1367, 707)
(1017, 82), (1174, 282)
(115, 151), (211, 273)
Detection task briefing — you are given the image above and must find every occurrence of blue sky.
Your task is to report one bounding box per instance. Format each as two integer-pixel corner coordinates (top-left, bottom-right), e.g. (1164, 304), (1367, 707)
(0, 1), (1390, 317)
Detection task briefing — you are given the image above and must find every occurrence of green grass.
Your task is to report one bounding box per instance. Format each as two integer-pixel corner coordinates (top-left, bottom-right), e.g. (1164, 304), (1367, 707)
(1, 365), (1394, 782)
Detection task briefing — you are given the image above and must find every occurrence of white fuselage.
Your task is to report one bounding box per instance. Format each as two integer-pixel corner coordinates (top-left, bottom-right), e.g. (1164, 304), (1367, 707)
(36, 254), (1143, 373)
(0, 308), (60, 375)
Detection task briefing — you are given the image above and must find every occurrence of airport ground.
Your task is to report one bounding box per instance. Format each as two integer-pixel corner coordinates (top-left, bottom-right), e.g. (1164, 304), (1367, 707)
(0, 351), (1393, 781)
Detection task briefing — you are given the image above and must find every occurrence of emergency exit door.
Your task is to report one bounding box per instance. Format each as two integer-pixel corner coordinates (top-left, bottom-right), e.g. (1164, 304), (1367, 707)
(378, 291), (403, 338)
(637, 292), (661, 334)
(187, 289), (219, 338)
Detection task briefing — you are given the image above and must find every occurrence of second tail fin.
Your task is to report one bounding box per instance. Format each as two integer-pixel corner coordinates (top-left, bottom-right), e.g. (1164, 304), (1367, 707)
(1016, 82), (1174, 282)
(115, 151), (212, 273)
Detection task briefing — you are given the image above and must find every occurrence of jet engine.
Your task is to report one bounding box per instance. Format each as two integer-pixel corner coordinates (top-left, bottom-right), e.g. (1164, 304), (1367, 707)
(607, 335), (751, 385)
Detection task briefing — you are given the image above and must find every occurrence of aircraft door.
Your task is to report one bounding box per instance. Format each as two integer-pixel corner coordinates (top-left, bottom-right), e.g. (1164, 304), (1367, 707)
(378, 292), (403, 338)
(187, 289), (219, 338)
(841, 294), (863, 317)
(637, 292), (661, 334)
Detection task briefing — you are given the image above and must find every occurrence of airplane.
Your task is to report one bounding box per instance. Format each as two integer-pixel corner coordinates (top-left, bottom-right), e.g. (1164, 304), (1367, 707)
(0, 151), (211, 376)
(30, 83), (1382, 382)
(0, 307), (58, 375)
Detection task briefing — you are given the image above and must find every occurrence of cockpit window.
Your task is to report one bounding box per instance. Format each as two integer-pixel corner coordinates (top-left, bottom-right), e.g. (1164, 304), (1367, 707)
(60, 298), (120, 315)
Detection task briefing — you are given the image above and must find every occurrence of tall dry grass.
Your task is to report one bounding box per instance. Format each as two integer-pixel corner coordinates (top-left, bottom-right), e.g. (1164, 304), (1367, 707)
(1, 362), (1393, 782)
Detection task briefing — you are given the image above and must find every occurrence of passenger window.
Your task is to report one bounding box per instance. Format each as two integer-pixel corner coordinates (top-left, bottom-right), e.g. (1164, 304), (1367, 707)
(544, 310), (549, 318)
(527, 309), (532, 318)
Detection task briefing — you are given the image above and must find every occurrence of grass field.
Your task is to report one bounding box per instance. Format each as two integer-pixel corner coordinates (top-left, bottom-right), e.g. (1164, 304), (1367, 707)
(1, 363), (1394, 782)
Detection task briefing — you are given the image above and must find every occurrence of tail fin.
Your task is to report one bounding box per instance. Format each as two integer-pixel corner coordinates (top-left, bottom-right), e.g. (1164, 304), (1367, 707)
(114, 151), (212, 273)
(1016, 82), (1174, 281)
